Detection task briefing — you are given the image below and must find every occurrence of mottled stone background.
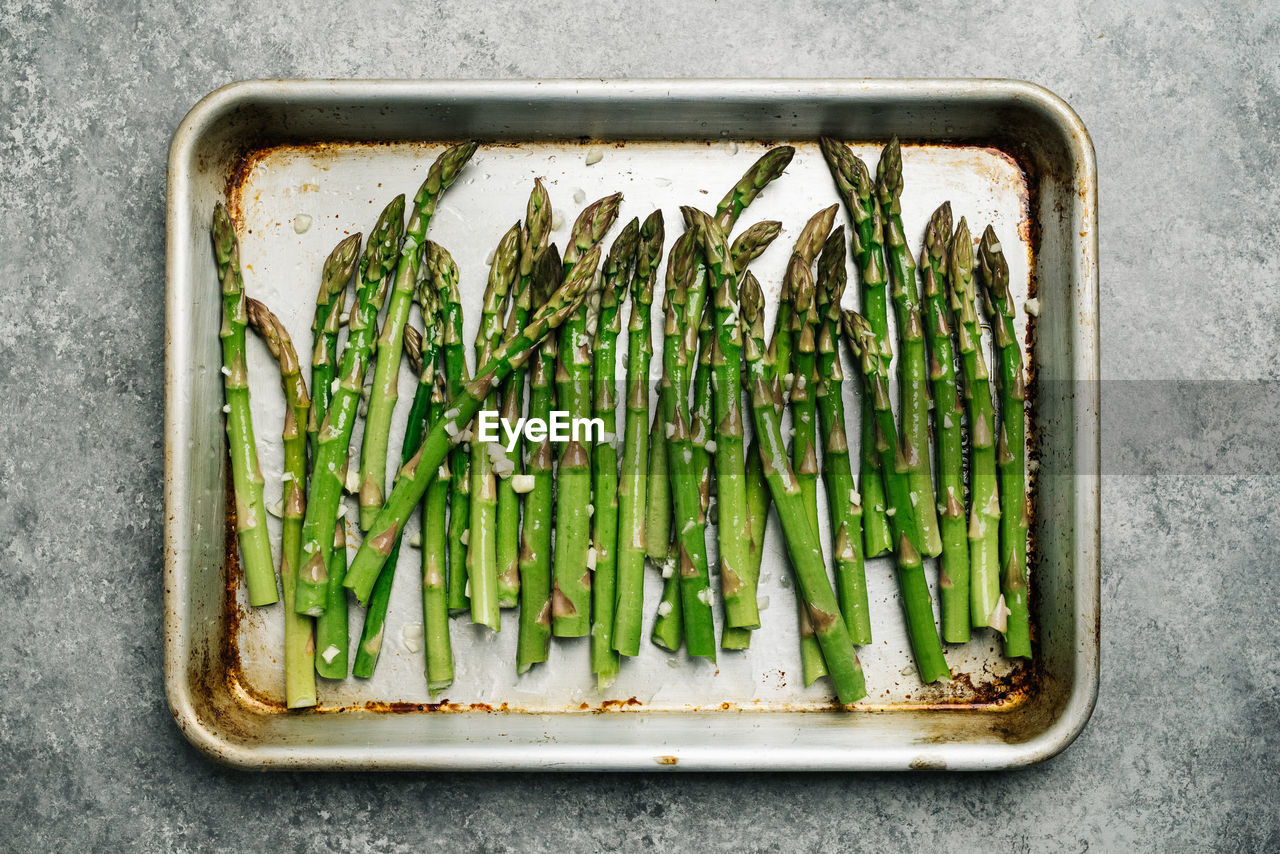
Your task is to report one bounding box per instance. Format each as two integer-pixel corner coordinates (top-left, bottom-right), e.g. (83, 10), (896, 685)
(2, 1), (1277, 850)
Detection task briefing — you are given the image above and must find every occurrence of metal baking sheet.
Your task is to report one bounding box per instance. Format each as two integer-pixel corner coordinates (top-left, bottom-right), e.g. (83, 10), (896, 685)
(164, 79), (1099, 770)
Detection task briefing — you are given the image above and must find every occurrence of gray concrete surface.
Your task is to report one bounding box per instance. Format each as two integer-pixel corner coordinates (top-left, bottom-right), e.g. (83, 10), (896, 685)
(2, 0), (1277, 850)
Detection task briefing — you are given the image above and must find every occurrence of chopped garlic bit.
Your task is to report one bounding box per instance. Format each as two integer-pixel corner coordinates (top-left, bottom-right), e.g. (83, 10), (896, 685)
(221, 404), (230, 414)
(344, 466), (360, 493)
(585, 147), (603, 166)
(586, 504), (594, 517)
(293, 214), (312, 234)
(401, 622), (424, 653)
(661, 558), (675, 579)
(572, 188), (586, 204)
(551, 211), (565, 231)
(409, 531), (422, 547)
(704, 440), (717, 453)
(320, 645), (341, 664)
(758, 595), (771, 611)
(656, 601), (673, 618)
(586, 547), (598, 570)
(221, 366), (231, 376)
(1024, 297), (1041, 317)
(697, 588), (712, 605)
(512, 473), (536, 493)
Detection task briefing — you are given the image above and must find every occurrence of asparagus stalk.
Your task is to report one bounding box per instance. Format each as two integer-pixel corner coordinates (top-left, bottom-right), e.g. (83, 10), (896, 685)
(307, 234), (361, 460)
(552, 193), (622, 637)
(468, 222), (522, 630)
(785, 255), (829, 687)
(496, 181), (552, 610)
(754, 208), (834, 675)
(819, 138), (893, 558)
(815, 229), (872, 644)
(421, 322), (455, 694)
(210, 203), (277, 607)
(244, 298), (314, 708)
(352, 282), (442, 678)
(948, 219), (1002, 630)
(590, 218), (639, 687)
(433, 243), (472, 615)
(645, 150), (794, 643)
(343, 248), (602, 601)
(921, 203), (971, 643)
(658, 231), (716, 659)
(294, 195), (404, 622)
(843, 311), (950, 684)
(877, 138), (943, 558)
(687, 209), (769, 644)
(516, 246), (563, 673)
(642, 409), (671, 563)
(650, 540), (683, 651)
(613, 210), (665, 657)
(358, 143), (478, 531)
(741, 275), (866, 704)
(977, 226), (1032, 659)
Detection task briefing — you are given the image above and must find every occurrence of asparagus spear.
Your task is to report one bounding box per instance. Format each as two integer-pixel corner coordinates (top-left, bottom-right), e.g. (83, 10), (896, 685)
(344, 248), (602, 601)
(921, 203), (971, 643)
(649, 281), (683, 652)
(877, 138), (943, 558)
(646, 150), (794, 641)
(687, 209), (768, 642)
(496, 181), (552, 610)
(843, 311), (950, 684)
(352, 282), (442, 678)
(553, 193), (622, 637)
(244, 298), (314, 707)
(210, 203), (277, 607)
(358, 143), (478, 531)
(815, 229), (872, 644)
(516, 245), (563, 673)
(741, 275), (866, 704)
(642, 409), (671, 563)
(419, 317), (455, 694)
(294, 195), (404, 624)
(433, 243), (471, 615)
(590, 218), (639, 687)
(948, 219), (1001, 630)
(469, 222), (522, 630)
(307, 234), (361, 461)
(613, 211), (664, 657)
(786, 255), (829, 687)
(650, 540), (683, 651)
(819, 138), (893, 558)
(658, 231), (716, 659)
(753, 208), (834, 675)
(977, 226), (1032, 659)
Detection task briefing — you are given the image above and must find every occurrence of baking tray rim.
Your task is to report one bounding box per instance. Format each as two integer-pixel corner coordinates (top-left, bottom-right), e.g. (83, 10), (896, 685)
(163, 77), (1099, 771)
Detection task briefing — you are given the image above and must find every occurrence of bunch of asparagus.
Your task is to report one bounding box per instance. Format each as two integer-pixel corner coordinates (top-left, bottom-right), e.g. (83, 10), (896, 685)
(211, 136), (1033, 711)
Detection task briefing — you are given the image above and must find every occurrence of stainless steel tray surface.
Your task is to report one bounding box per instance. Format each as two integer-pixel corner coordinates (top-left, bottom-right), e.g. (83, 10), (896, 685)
(165, 79), (1099, 771)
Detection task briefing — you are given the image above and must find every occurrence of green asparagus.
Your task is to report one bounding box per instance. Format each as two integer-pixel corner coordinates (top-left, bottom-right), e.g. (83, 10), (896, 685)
(553, 193), (622, 637)
(591, 218), (639, 687)
(210, 203), (277, 607)
(977, 225), (1032, 659)
(359, 142), (478, 531)
(613, 210), (665, 657)
(819, 137), (892, 559)
(344, 248), (602, 602)
(245, 298), (314, 707)
(469, 222), (522, 630)
(921, 203), (971, 643)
